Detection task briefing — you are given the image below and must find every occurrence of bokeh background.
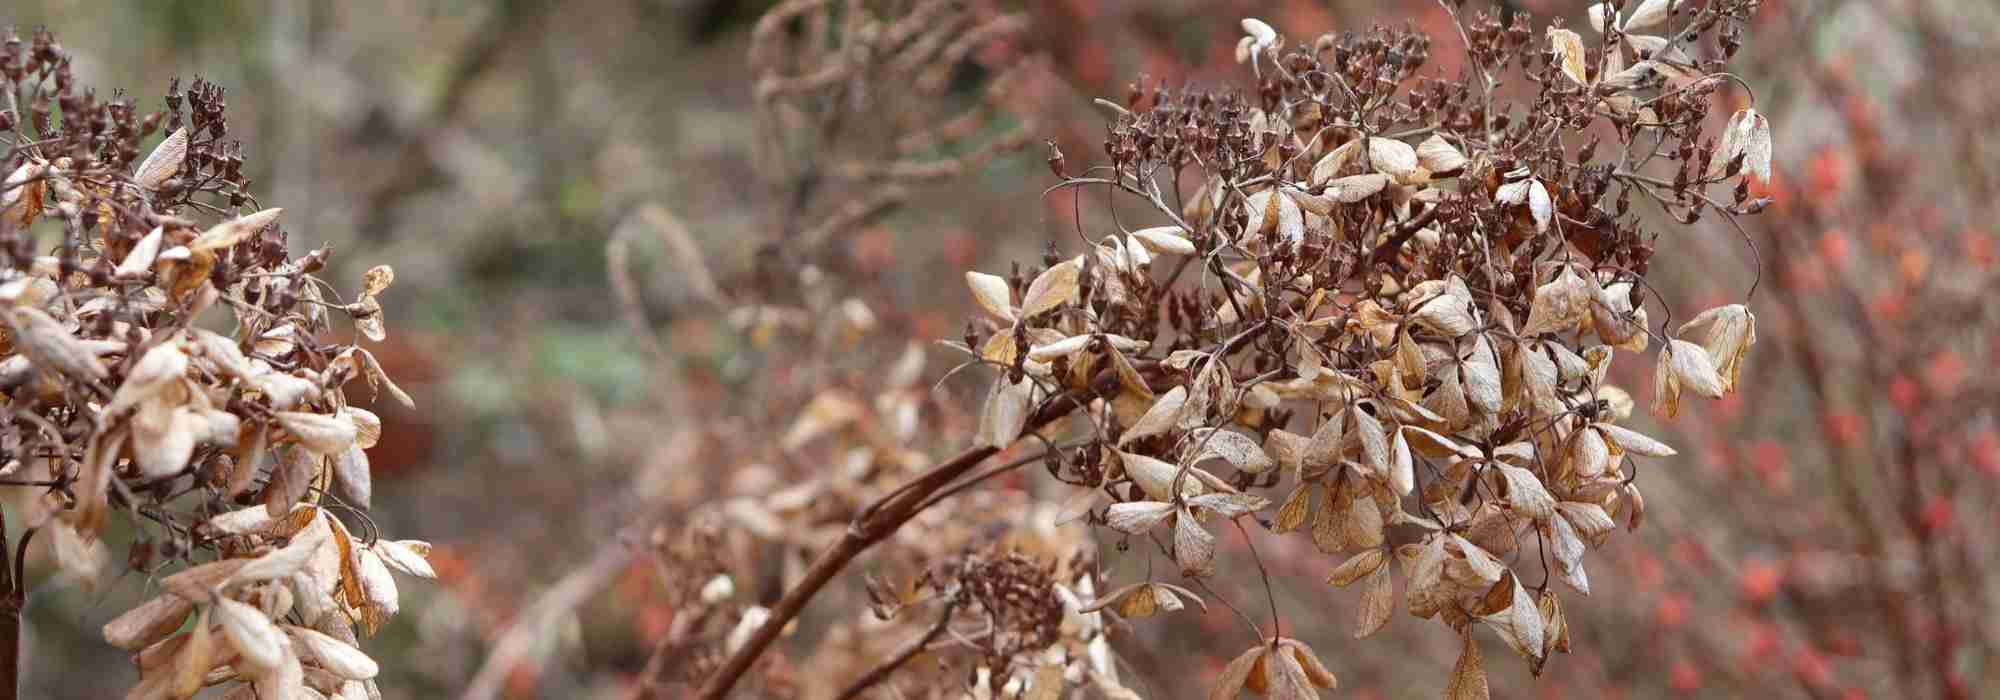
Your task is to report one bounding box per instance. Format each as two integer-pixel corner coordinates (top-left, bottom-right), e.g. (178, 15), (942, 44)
(4, 0), (1997, 698)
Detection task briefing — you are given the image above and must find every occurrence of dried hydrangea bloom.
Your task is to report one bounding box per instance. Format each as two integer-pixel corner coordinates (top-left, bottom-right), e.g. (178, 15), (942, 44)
(941, 2), (1769, 696)
(0, 27), (424, 699)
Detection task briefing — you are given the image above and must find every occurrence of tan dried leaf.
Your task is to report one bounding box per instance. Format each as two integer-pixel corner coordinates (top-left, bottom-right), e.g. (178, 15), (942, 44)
(135, 127), (190, 190)
(1678, 304), (1756, 393)
(1345, 489), (1385, 549)
(287, 626), (379, 680)
(1367, 137), (1421, 181)
(215, 596), (286, 672)
(1416, 134), (1468, 173)
(1596, 423), (1675, 457)
(1174, 508), (1217, 578)
(1244, 189), (1305, 247)
(176, 606), (215, 698)
(230, 524), (328, 586)
(965, 271), (1015, 322)
(1353, 405), (1390, 479)
(976, 376), (1034, 449)
(1548, 28), (1588, 85)
(1473, 571), (1546, 664)
(6, 305), (107, 380)
(1494, 464), (1556, 521)
(1624, 0), (1682, 33)
(1651, 339), (1726, 418)
(1211, 645), (1266, 700)
(1274, 482), (1312, 533)
(1355, 563), (1394, 638)
(116, 226), (166, 280)
(1304, 408), (1346, 470)
(361, 265), (395, 297)
(371, 540), (435, 579)
(1310, 138), (1361, 186)
(104, 593), (194, 652)
(1388, 429), (1415, 496)
(1521, 266), (1596, 337)
(1327, 548), (1386, 588)
(275, 411), (359, 456)
(1547, 513), (1590, 594)
(1019, 258), (1080, 318)
(1445, 631), (1490, 700)
(1322, 173), (1390, 203)
(1131, 226), (1197, 255)
(1105, 501), (1177, 534)
(1121, 385), (1186, 447)
(190, 208), (283, 254)
(1190, 428), (1275, 474)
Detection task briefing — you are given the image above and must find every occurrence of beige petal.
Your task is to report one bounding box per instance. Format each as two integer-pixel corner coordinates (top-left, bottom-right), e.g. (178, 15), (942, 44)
(135, 127), (190, 190)
(1019, 258), (1080, 318)
(965, 271), (1015, 322)
(275, 411), (359, 456)
(372, 540), (435, 579)
(1665, 338), (1726, 399)
(1367, 137), (1420, 181)
(1416, 134), (1468, 173)
(1323, 173), (1390, 203)
(1494, 464), (1556, 521)
(287, 626), (379, 680)
(1189, 428), (1275, 474)
(1105, 501), (1177, 534)
(1624, 0), (1680, 32)
(1474, 572), (1546, 663)
(1130, 226), (1197, 255)
(215, 597), (287, 672)
(1548, 28), (1588, 85)
(1355, 564), (1394, 638)
(1122, 451), (1197, 501)
(190, 208), (283, 254)
(976, 376), (1034, 449)
(1210, 646), (1266, 700)
(1173, 509), (1216, 578)
(116, 226), (166, 279)
(1445, 630), (1490, 700)
(104, 594), (194, 651)
(1327, 548), (1385, 588)
(1120, 386), (1186, 447)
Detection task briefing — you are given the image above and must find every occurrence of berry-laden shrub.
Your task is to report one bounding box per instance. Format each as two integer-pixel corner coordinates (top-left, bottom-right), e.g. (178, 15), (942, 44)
(0, 27), (427, 699)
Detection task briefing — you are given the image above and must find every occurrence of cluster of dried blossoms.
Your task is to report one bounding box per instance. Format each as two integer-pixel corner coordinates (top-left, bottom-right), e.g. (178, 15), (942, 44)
(0, 28), (427, 699)
(949, 0), (1768, 696)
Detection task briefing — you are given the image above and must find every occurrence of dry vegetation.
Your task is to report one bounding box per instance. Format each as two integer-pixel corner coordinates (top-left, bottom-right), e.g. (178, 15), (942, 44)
(1, 26), (428, 700)
(634, 0), (1776, 698)
(5, 0), (1999, 698)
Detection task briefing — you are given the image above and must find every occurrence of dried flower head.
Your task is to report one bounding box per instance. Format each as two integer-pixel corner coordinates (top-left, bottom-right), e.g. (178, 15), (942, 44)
(1, 26), (422, 699)
(940, 2), (1770, 695)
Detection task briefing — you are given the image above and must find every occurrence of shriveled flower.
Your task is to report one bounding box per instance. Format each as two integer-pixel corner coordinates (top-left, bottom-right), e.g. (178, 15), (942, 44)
(1678, 304), (1757, 393)
(1652, 339), (1728, 418)
(1211, 637), (1338, 699)
(1081, 581), (1207, 619)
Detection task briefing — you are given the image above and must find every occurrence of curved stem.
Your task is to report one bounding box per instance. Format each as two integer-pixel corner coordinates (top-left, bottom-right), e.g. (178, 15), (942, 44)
(689, 391), (1083, 700)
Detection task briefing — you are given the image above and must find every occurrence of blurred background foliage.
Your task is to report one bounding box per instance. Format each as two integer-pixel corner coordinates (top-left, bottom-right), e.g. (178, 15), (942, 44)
(3, 0), (1997, 698)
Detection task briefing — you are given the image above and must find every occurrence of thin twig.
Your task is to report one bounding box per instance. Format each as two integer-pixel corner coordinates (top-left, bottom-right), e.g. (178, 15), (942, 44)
(832, 599), (963, 700)
(689, 391), (1084, 700)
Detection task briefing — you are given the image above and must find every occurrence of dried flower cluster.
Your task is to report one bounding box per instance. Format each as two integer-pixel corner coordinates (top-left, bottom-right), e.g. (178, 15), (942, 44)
(630, 1), (1778, 698)
(1, 27), (426, 699)
(942, 0), (1769, 695)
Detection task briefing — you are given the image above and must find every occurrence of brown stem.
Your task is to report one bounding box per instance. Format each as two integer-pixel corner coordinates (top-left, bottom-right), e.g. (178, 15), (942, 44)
(831, 599), (962, 700)
(688, 391), (1082, 700)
